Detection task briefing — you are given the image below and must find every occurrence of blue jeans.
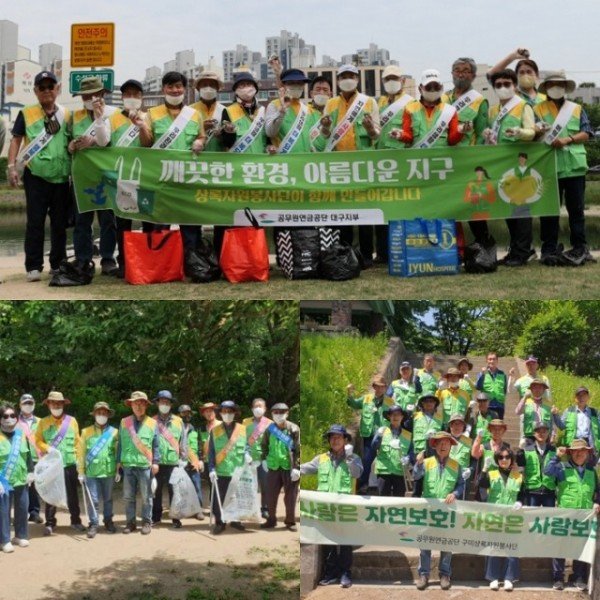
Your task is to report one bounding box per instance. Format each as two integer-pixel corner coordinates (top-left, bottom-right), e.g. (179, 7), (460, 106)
(257, 462), (268, 511)
(123, 467), (153, 524)
(186, 467), (203, 507)
(86, 477), (114, 526)
(419, 550), (452, 577)
(0, 485), (29, 544)
(527, 491), (555, 507)
(553, 558), (589, 582)
(358, 436), (374, 488)
(73, 208), (117, 263)
(485, 556), (519, 581)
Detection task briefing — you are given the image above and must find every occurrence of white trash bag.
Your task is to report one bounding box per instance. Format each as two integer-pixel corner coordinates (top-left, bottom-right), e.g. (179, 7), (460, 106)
(169, 466), (201, 519)
(221, 464), (261, 523)
(34, 448), (67, 508)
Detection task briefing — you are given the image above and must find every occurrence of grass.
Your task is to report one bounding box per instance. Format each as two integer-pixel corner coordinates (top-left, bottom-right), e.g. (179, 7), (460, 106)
(544, 366), (600, 412)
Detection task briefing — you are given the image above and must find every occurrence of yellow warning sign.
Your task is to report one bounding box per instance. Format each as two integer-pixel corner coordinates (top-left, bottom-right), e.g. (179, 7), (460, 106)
(71, 23), (115, 68)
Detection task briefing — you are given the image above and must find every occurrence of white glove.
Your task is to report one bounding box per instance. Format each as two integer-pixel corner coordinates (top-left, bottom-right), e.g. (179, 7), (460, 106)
(400, 456), (410, 466)
(261, 460), (269, 472)
(26, 473), (35, 486)
(477, 428), (485, 438)
(462, 467), (472, 480)
(438, 380), (446, 390)
(150, 477), (157, 495)
(209, 470), (218, 483)
(519, 438), (528, 449)
(252, 459), (261, 468)
(114, 472), (122, 483)
(389, 439), (401, 450)
(290, 468), (300, 482)
(178, 459), (187, 468)
(78, 474), (85, 484)
(469, 400), (477, 410)
(425, 429), (437, 440)
(483, 456), (493, 471)
(506, 127), (524, 139)
(406, 404), (415, 412)
(245, 453), (253, 465)
(344, 444), (353, 458)
(512, 501), (523, 510)
(463, 373), (470, 379)
(0, 482), (5, 496)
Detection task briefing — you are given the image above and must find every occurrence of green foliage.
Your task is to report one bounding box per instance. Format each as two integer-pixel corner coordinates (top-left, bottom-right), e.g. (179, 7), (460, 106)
(544, 365), (600, 412)
(427, 301), (488, 355)
(0, 158), (6, 184)
(300, 332), (388, 490)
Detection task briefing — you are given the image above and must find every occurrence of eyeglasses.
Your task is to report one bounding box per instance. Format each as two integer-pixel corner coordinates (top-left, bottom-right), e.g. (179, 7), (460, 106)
(38, 84), (55, 92)
(2, 414), (16, 419)
(494, 82), (513, 89)
(498, 454), (511, 459)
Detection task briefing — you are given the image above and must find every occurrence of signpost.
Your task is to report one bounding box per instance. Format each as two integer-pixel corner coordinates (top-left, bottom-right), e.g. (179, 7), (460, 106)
(70, 23), (115, 68)
(69, 69), (114, 94)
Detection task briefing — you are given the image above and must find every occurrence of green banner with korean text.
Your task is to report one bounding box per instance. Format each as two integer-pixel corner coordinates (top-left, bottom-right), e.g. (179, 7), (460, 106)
(300, 490), (597, 563)
(72, 144), (559, 227)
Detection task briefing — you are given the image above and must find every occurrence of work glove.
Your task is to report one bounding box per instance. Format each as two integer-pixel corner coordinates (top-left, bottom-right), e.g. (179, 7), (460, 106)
(78, 474), (85, 484)
(251, 460), (261, 468)
(151, 477), (157, 495)
(290, 469), (301, 482)
(469, 400), (477, 410)
(344, 444), (353, 458)
(245, 453), (253, 465)
(26, 473), (35, 486)
(114, 472), (122, 483)
(389, 439), (400, 450)
(437, 380), (447, 390)
(462, 468), (472, 480)
(483, 456), (493, 471)
(425, 429), (437, 440)
(477, 428), (486, 438)
(400, 456), (411, 467)
(519, 438), (528, 450)
(198, 460), (204, 473)
(209, 470), (218, 484)
(261, 460), (269, 472)
(512, 501), (523, 510)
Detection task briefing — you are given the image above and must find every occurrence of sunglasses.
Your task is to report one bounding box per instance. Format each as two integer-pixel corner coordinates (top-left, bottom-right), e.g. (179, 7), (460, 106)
(498, 454), (511, 459)
(494, 82), (513, 89)
(2, 414), (16, 419)
(38, 84), (55, 92)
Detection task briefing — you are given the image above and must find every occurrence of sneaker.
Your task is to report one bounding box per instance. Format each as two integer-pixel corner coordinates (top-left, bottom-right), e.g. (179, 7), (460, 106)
(104, 520), (117, 534)
(212, 523), (226, 535)
(260, 520), (277, 529)
(12, 538), (29, 548)
(574, 578), (587, 591)
(86, 525), (98, 539)
(171, 519), (182, 529)
(122, 522), (137, 534)
(261, 508), (270, 520)
(285, 524), (297, 532)
(503, 579), (513, 592)
(415, 575), (428, 590)
(229, 521), (245, 531)
(440, 575), (451, 590)
(561, 246), (587, 267)
(101, 259), (119, 276)
(2, 542), (14, 553)
(49, 268), (60, 276)
(141, 521), (152, 535)
(28, 514), (43, 524)
(71, 523), (86, 532)
(503, 255), (527, 267)
(540, 243), (564, 266)
(583, 247), (597, 264)
(318, 576), (338, 586)
(489, 579), (499, 591)
(26, 270), (42, 282)
(552, 580), (564, 591)
(43, 525), (53, 536)
(340, 573), (352, 588)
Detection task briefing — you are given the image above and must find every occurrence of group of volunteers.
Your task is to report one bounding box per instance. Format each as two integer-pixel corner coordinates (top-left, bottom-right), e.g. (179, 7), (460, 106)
(0, 389), (300, 552)
(301, 352), (600, 592)
(5, 46), (595, 284)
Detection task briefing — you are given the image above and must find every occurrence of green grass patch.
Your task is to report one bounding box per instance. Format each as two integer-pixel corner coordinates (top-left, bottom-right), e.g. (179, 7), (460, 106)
(544, 366), (600, 412)
(300, 332), (389, 490)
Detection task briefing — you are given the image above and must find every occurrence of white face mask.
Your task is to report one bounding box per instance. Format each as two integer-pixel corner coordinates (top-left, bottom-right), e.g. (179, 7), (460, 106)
(384, 80), (402, 95)
(199, 87), (218, 101)
(449, 380), (459, 389)
(50, 407), (63, 418)
(422, 90), (441, 103)
(496, 86), (515, 101)
(95, 415), (108, 426)
(252, 407), (265, 418)
(165, 94), (185, 106)
(221, 413), (235, 424)
(158, 404), (171, 415)
(236, 87), (256, 103)
(285, 85), (303, 99)
(123, 98), (142, 111)
(312, 94), (329, 107)
(546, 85), (566, 100)
(83, 99), (97, 111)
(21, 404), (34, 415)
(273, 413), (288, 425)
(338, 79), (358, 93)
(2, 418), (16, 428)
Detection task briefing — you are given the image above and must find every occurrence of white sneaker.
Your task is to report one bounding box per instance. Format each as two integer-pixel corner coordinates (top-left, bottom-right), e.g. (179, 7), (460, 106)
(489, 579), (499, 590)
(2, 542), (14, 553)
(26, 270), (42, 282)
(12, 538), (29, 547)
(503, 580), (513, 591)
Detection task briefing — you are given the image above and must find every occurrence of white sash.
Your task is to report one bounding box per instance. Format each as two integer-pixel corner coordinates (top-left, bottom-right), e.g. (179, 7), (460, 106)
(543, 100), (578, 145)
(277, 103), (308, 154)
(380, 94), (413, 129)
(325, 93), (368, 152)
(414, 104), (456, 149)
(83, 105), (118, 141)
(204, 103), (226, 145)
(490, 96), (521, 143)
(17, 105), (66, 167)
(152, 105), (196, 149)
(452, 90), (483, 114)
(230, 106), (266, 153)
(115, 120), (140, 147)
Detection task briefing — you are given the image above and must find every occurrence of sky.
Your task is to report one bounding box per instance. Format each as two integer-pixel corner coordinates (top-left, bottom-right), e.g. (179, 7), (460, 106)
(4, 0), (600, 86)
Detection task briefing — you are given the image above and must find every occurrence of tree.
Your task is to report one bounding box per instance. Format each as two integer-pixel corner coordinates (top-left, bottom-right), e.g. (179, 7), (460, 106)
(428, 301), (488, 355)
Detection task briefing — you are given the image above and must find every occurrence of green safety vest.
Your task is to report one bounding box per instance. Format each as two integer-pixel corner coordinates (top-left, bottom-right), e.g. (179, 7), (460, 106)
(317, 453), (355, 494)
(474, 412), (495, 443)
(450, 435), (472, 469)
(412, 411), (443, 454)
(557, 466), (596, 509)
(488, 99), (529, 145)
(81, 425), (118, 478)
(155, 415), (184, 466)
(190, 100), (226, 152)
(148, 104), (201, 150)
(441, 91), (488, 146)
(21, 104), (71, 183)
(480, 371), (507, 404)
(268, 99), (321, 153)
(459, 377), (475, 396)
(243, 417), (272, 461)
(416, 369), (441, 396)
(523, 447), (557, 491)
(212, 424), (247, 477)
(563, 407), (600, 451)
(522, 400), (553, 437)
(0, 431), (30, 487)
(376, 94), (411, 150)
(187, 428), (199, 459)
(488, 470), (522, 505)
(482, 442), (508, 473)
(374, 427), (412, 475)
(225, 103), (268, 153)
(40, 416), (78, 467)
(349, 394), (395, 438)
(109, 110), (142, 147)
(405, 100), (453, 147)
(440, 388), (470, 426)
(390, 379), (418, 412)
(514, 374), (550, 399)
(119, 416), (157, 468)
(422, 456), (460, 498)
(266, 426), (293, 471)
(534, 101), (588, 178)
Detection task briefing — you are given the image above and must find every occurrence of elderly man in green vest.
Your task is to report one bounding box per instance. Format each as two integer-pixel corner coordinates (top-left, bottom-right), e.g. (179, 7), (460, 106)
(514, 378), (553, 443)
(414, 354), (441, 396)
(411, 394), (443, 457)
(347, 375), (395, 493)
(413, 431), (465, 590)
(387, 361), (421, 415)
(436, 367), (470, 427)
(178, 404), (204, 520)
(476, 353), (508, 420)
(467, 392), (499, 443)
(7, 71), (71, 282)
(116, 391), (160, 535)
(545, 439), (600, 591)
(510, 355), (551, 400)
(301, 424), (363, 589)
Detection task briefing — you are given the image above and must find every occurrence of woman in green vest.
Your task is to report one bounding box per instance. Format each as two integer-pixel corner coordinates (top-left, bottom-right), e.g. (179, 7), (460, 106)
(472, 419), (510, 501)
(545, 439), (600, 591)
(478, 448), (524, 591)
(300, 424), (363, 589)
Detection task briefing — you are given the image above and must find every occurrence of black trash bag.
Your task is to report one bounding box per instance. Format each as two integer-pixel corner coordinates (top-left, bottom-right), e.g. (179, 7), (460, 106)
(463, 236), (497, 273)
(49, 259), (95, 286)
(184, 240), (221, 283)
(319, 242), (361, 281)
(276, 228), (320, 280)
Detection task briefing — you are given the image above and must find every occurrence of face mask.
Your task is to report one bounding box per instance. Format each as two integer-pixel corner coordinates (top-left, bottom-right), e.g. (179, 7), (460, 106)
(546, 85), (566, 100)
(2, 418), (16, 428)
(273, 413), (288, 425)
(21, 404), (34, 415)
(50, 407), (63, 418)
(83, 99), (96, 111)
(252, 407), (265, 418)
(449, 381), (459, 389)
(384, 80), (402, 95)
(236, 87), (256, 103)
(338, 79), (358, 93)
(182, 415), (192, 423)
(158, 404), (171, 415)
(95, 415), (108, 426)
(285, 86), (303, 99)
(422, 90), (441, 103)
(165, 94), (185, 106)
(453, 77), (471, 91)
(313, 94), (329, 107)
(518, 74), (536, 90)
(221, 413), (234, 424)
(199, 87), (218, 101)
(123, 98), (142, 111)
(496, 86), (515, 101)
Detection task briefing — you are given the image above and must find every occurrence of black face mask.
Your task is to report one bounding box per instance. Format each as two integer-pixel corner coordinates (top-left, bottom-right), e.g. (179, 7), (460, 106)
(182, 416), (192, 423)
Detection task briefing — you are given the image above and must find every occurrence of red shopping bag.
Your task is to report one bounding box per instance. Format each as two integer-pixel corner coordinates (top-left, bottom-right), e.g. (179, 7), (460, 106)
(220, 209), (269, 283)
(124, 230), (184, 285)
